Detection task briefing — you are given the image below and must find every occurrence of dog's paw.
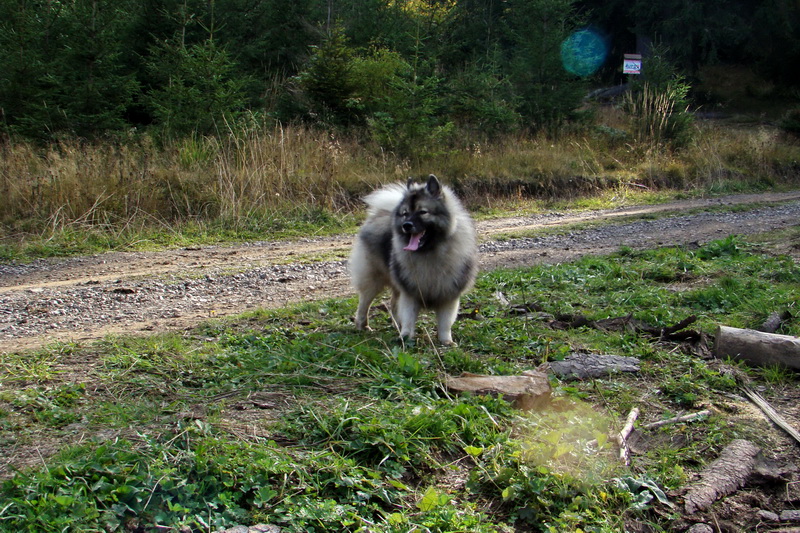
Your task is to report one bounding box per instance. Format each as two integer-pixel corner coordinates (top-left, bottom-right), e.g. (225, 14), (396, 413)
(399, 335), (416, 348)
(354, 319), (372, 331)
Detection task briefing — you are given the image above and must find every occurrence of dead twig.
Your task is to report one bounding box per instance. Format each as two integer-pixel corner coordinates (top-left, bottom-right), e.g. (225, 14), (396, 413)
(742, 386), (800, 446)
(644, 410), (712, 429)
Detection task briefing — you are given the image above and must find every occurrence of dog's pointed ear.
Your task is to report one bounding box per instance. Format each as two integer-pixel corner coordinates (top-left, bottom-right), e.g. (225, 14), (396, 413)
(426, 174), (441, 197)
(407, 177), (415, 190)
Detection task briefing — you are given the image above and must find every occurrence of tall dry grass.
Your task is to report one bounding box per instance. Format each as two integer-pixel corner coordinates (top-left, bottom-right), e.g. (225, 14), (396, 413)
(1, 117), (799, 239)
(212, 124), (392, 218)
(0, 125), (398, 236)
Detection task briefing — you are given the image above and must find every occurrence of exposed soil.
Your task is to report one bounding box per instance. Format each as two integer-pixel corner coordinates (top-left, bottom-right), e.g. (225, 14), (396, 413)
(1, 190), (800, 532)
(2, 190), (800, 355)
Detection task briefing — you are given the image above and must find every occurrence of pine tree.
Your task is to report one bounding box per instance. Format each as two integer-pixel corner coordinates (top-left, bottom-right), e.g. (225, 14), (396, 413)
(0, 1), (140, 139)
(504, 0), (587, 131)
(146, 37), (248, 137)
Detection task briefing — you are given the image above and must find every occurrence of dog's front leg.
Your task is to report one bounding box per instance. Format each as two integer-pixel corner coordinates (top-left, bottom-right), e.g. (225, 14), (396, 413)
(395, 293), (420, 342)
(436, 299), (460, 346)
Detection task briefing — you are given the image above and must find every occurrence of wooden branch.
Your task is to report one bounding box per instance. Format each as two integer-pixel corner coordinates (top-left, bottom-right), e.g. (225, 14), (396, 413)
(644, 410), (712, 429)
(663, 315), (698, 336)
(759, 311), (791, 333)
(742, 386), (800, 446)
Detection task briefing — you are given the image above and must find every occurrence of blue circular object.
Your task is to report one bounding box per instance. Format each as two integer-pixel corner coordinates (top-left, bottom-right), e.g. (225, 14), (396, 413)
(561, 28), (608, 77)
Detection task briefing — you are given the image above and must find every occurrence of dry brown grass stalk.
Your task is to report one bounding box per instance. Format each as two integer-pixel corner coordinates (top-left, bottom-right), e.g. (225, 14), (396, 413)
(1, 120), (798, 238)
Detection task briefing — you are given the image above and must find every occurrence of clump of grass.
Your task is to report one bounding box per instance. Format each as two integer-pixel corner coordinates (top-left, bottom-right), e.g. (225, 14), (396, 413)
(0, 342), (77, 382)
(779, 107), (800, 137)
(624, 81), (694, 149)
(0, 126), (389, 241)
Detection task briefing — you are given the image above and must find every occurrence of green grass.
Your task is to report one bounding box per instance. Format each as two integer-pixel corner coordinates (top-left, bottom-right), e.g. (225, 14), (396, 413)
(0, 236), (798, 531)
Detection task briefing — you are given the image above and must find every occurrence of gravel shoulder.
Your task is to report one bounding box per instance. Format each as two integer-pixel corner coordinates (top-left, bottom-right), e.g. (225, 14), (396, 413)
(2, 191), (800, 354)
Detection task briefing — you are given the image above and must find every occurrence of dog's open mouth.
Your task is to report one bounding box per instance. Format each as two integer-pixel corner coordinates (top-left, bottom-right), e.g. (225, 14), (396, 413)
(403, 230), (426, 251)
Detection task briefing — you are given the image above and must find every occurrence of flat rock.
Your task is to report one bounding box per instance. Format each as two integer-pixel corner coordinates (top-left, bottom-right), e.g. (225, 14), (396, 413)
(222, 525), (280, 533)
(686, 524), (714, 533)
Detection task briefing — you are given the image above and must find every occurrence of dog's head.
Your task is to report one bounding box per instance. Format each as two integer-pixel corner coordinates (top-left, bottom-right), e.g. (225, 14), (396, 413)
(395, 174), (451, 252)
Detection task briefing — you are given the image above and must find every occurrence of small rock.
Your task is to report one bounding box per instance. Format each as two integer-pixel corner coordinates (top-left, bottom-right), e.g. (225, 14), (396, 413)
(686, 524), (713, 533)
(220, 525), (280, 533)
(781, 510), (800, 522)
(250, 525), (281, 533)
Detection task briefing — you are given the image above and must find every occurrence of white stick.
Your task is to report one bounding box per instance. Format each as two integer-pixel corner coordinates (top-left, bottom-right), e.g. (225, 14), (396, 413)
(617, 407), (640, 465)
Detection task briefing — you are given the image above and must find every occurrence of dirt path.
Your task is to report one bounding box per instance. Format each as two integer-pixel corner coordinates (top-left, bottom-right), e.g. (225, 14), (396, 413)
(2, 191), (799, 354)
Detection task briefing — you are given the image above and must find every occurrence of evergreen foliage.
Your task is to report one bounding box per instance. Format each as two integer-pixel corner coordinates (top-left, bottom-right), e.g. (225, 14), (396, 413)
(0, 0), (797, 143)
(146, 38), (248, 138)
(503, 0), (587, 131)
(292, 26), (361, 126)
(0, 0), (139, 139)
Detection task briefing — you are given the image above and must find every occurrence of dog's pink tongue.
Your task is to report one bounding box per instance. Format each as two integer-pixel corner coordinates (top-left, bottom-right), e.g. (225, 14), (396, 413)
(404, 232), (423, 251)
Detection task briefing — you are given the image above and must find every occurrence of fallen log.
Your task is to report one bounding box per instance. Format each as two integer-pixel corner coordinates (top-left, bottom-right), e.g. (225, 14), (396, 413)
(543, 352), (640, 380)
(548, 313), (702, 342)
(683, 439), (762, 514)
(714, 326), (800, 371)
(759, 311), (791, 333)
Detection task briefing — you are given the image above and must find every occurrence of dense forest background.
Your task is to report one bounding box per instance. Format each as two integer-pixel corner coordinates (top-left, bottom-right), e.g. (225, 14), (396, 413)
(2, 0), (799, 147)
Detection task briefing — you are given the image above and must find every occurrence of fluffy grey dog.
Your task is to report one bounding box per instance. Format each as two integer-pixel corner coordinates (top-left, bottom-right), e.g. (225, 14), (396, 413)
(349, 175), (478, 345)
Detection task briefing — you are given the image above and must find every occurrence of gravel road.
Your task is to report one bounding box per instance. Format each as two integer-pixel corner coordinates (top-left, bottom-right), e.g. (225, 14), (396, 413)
(2, 191), (799, 353)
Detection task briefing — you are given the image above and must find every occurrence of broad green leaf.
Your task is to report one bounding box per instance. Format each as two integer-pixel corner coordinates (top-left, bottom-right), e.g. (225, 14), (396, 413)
(418, 486), (443, 511)
(464, 445), (484, 457)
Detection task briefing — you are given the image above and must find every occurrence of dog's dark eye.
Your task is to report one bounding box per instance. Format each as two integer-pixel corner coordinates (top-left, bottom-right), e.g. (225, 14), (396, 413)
(418, 210), (428, 215)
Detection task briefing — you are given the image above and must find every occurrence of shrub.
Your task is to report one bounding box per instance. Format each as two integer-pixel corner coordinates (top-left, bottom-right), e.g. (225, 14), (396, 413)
(779, 107), (800, 137)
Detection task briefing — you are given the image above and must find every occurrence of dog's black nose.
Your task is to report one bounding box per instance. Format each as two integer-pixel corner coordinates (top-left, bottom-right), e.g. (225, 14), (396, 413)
(402, 221), (414, 233)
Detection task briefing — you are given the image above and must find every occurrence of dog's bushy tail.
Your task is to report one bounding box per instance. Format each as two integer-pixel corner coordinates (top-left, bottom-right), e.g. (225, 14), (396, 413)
(363, 183), (406, 216)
